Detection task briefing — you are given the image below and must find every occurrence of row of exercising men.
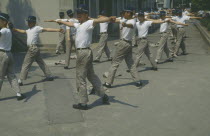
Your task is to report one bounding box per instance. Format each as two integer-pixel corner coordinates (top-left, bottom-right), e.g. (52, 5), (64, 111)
(0, 6), (201, 110)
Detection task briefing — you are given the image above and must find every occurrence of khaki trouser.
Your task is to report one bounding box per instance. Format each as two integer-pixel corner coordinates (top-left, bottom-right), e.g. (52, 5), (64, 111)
(105, 40), (140, 85)
(171, 24), (178, 40)
(76, 48), (105, 104)
(56, 32), (66, 52)
(174, 27), (187, 55)
(0, 51), (21, 93)
(20, 45), (52, 80)
(135, 38), (157, 68)
(95, 33), (111, 61)
(156, 32), (170, 61)
(65, 35), (76, 67)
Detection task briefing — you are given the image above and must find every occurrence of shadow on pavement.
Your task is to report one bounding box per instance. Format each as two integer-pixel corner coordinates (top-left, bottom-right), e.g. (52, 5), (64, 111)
(0, 85), (41, 102)
(111, 80), (149, 89)
(89, 96), (139, 109)
(24, 85), (41, 102)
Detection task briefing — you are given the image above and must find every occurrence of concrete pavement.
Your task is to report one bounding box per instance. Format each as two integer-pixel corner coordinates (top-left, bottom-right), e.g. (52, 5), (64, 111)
(0, 22), (210, 136)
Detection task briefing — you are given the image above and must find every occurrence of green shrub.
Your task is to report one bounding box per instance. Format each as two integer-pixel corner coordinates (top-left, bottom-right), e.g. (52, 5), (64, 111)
(207, 23), (210, 31)
(201, 18), (210, 27)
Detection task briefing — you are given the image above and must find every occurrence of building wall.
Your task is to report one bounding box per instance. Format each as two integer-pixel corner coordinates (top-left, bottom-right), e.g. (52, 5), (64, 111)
(0, 0), (75, 45)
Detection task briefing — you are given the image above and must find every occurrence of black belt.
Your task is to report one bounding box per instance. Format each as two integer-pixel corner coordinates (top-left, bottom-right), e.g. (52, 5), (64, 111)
(160, 32), (167, 34)
(177, 27), (184, 29)
(121, 39), (132, 43)
(138, 37), (147, 40)
(0, 49), (10, 52)
(100, 32), (108, 34)
(77, 47), (90, 50)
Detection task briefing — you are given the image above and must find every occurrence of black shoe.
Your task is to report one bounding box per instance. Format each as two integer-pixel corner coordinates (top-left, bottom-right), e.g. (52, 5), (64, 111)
(44, 77), (54, 81)
(126, 69), (130, 73)
(56, 51), (61, 55)
(151, 67), (158, 71)
(19, 82), (23, 86)
(102, 94), (110, 105)
(93, 60), (100, 63)
(103, 83), (112, 88)
(89, 88), (96, 95)
(107, 58), (112, 61)
(73, 103), (88, 110)
(167, 58), (174, 62)
(135, 81), (143, 87)
(64, 66), (69, 69)
(17, 94), (26, 101)
(181, 52), (188, 55)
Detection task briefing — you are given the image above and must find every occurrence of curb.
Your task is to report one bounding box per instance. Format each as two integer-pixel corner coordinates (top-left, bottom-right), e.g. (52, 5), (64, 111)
(194, 20), (210, 46)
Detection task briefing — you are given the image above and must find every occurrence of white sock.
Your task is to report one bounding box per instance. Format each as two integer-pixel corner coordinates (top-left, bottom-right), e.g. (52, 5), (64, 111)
(18, 79), (22, 83)
(17, 93), (21, 97)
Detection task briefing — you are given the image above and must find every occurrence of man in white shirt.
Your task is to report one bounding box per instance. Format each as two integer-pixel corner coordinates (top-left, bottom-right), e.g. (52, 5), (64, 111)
(135, 12), (166, 71)
(172, 10), (202, 57)
(55, 12), (68, 54)
(103, 8), (142, 89)
(94, 10), (112, 63)
(0, 13), (26, 101)
(65, 9), (78, 69)
(13, 16), (63, 86)
(155, 11), (188, 64)
(51, 5), (113, 110)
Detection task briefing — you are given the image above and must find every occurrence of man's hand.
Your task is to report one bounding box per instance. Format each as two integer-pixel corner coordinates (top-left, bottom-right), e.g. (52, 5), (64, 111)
(122, 22), (126, 27)
(110, 16), (116, 23)
(59, 29), (65, 33)
(8, 22), (14, 29)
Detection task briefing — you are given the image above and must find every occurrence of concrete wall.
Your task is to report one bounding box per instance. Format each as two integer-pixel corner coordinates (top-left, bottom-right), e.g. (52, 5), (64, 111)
(0, 0), (74, 45)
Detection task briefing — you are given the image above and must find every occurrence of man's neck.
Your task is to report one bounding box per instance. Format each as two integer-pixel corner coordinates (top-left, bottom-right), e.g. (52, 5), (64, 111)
(80, 19), (89, 24)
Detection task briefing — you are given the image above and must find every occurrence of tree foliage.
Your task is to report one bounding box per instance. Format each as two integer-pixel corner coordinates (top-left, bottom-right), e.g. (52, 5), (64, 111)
(191, 0), (210, 11)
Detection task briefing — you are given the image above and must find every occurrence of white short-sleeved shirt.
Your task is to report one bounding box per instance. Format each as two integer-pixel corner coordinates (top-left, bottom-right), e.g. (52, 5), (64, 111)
(117, 17), (126, 30)
(120, 19), (136, 41)
(56, 19), (68, 32)
(26, 26), (43, 46)
(172, 16), (190, 28)
(182, 11), (189, 16)
(66, 18), (78, 36)
(74, 20), (94, 48)
(160, 18), (169, 33)
(0, 28), (12, 51)
(136, 21), (152, 38)
(100, 22), (109, 33)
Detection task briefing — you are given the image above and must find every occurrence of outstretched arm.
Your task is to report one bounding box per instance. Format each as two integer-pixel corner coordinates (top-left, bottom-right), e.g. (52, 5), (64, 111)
(13, 28), (26, 34)
(152, 20), (165, 24)
(169, 19), (188, 26)
(190, 16), (202, 19)
(45, 20), (75, 27)
(121, 22), (134, 28)
(42, 28), (64, 33)
(93, 16), (115, 26)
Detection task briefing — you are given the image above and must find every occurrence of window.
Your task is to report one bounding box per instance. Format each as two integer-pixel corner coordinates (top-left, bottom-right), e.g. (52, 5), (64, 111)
(59, 0), (72, 11)
(77, 0), (89, 7)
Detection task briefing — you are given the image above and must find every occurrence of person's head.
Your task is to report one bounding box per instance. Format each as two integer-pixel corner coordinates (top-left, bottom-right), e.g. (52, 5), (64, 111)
(123, 8), (134, 19)
(177, 9), (182, 17)
(26, 16), (36, 28)
(76, 5), (89, 23)
(120, 10), (125, 17)
(160, 11), (166, 19)
(172, 9), (176, 16)
(0, 13), (9, 28)
(59, 12), (65, 19)
(100, 10), (107, 17)
(137, 11), (145, 22)
(66, 9), (74, 18)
